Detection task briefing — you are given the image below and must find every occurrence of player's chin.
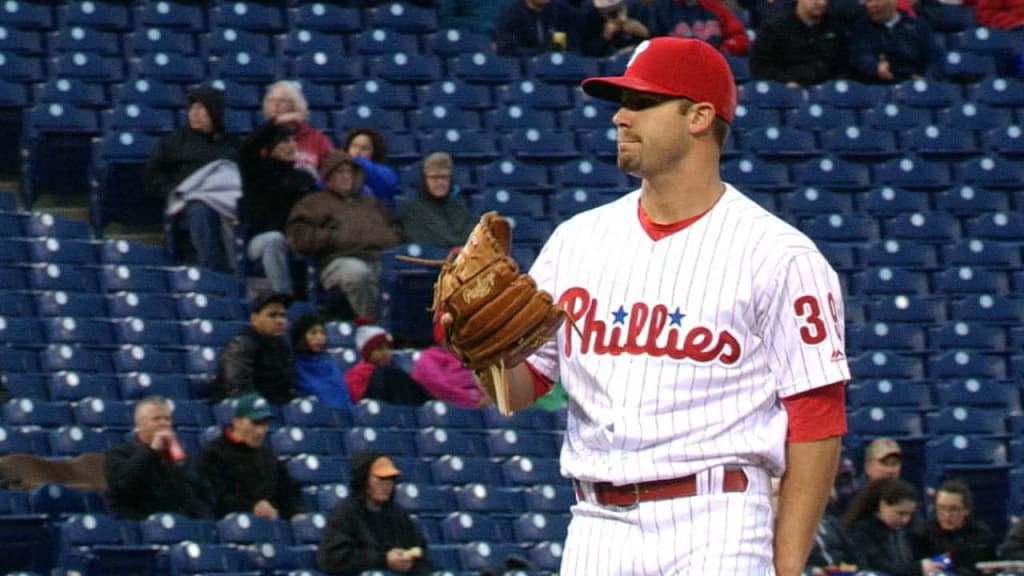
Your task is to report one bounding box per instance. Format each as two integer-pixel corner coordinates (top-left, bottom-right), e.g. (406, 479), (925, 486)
(616, 154), (638, 173)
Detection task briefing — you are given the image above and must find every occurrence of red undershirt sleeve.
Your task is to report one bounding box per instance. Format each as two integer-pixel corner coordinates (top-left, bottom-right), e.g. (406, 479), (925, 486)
(525, 362), (555, 402)
(782, 382), (847, 442)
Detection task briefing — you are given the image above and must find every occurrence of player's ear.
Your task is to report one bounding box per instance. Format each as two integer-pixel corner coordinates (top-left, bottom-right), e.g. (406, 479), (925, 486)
(687, 102), (716, 134)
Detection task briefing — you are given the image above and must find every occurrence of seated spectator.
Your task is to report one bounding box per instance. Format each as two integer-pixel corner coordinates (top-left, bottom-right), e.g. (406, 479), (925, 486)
(196, 393), (304, 519)
(579, 0), (651, 57)
(144, 84), (240, 272)
(647, 0), (751, 56)
(105, 396), (212, 519)
(212, 291), (296, 405)
(411, 323), (484, 408)
(262, 80), (333, 177)
(750, 0), (848, 86)
(914, 478), (996, 576)
(344, 128), (401, 212)
(771, 477), (863, 574)
(841, 478), (922, 576)
(239, 121), (318, 296)
(495, 0), (574, 57)
(344, 322), (431, 406)
(291, 313), (354, 409)
(397, 152), (476, 249)
(975, 0), (1024, 29)
(833, 437), (903, 516)
(287, 150), (401, 322)
(438, 0), (505, 36)
(847, 0), (935, 83)
(317, 453), (431, 575)
(1000, 516), (1024, 560)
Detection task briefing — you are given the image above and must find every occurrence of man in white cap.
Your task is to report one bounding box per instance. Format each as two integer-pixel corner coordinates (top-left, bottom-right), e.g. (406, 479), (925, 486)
(579, 0), (651, 57)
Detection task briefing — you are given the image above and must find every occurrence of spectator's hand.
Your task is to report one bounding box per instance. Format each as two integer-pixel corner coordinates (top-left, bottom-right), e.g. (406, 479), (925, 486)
(785, 81), (801, 88)
(921, 558), (944, 575)
(252, 499), (279, 519)
(149, 429), (175, 452)
(622, 19), (650, 38)
(386, 548), (414, 573)
(274, 112), (302, 126)
(603, 18), (622, 39)
(877, 55), (894, 81)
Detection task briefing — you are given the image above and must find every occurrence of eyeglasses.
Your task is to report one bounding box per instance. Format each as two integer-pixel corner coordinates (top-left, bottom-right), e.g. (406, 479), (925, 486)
(620, 91), (679, 111)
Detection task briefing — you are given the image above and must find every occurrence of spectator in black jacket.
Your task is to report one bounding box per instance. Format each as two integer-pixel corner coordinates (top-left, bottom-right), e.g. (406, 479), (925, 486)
(239, 121), (318, 296)
(195, 393), (304, 519)
(495, 0), (573, 57)
(105, 396), (212, 519)
(841, 478), (922, 576)
(915, 479), (996, 576)
(579, 0), (650, 57)
(750, 0), (848, 86)
(397, 152), (475, 249)
(144, 84), (240, 272)
(847, 0), (935, 83)
(212, 291), (296, 404)
(318, 452), (431, 575)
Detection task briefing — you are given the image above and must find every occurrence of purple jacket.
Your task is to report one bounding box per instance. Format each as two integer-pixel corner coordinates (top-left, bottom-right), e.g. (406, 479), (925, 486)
(411, 346), (482, 409)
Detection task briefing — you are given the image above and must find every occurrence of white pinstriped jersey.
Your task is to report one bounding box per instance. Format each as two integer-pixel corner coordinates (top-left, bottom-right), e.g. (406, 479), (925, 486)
(527, 184), (850, 485)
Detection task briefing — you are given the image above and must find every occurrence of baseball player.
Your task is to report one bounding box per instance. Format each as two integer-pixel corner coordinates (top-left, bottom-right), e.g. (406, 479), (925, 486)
(498, 37), (851, 574)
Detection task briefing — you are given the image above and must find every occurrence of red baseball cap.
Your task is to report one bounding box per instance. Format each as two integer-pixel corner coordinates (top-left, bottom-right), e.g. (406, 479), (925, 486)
(581, 37), (737, 124)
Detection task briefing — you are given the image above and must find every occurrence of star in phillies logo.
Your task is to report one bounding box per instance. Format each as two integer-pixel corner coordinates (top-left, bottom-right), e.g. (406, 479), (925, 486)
(561, 287), (741, 363)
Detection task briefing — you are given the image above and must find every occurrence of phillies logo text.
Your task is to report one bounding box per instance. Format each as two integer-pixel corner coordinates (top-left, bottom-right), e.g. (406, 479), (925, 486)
(559, 287), (741, 363)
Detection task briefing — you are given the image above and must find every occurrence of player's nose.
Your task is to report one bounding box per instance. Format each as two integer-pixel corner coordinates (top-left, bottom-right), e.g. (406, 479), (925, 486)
(612, 107), (632, 128)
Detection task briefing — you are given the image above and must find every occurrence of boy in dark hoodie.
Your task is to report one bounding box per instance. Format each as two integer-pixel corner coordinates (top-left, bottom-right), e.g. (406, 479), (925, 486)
(317, 452), (431, 575)
(144, 83), (240, 272)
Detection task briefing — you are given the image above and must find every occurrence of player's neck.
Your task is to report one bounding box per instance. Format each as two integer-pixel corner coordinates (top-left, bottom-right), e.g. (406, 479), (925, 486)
(640, 162), (724, 224)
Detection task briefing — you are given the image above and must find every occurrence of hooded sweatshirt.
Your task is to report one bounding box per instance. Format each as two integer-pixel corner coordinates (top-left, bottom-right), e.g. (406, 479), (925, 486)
(239, 121), (319, 236)
(317, 452), (431, 575)
(396, 175), (476, 249)
(144, 84), (239, 199)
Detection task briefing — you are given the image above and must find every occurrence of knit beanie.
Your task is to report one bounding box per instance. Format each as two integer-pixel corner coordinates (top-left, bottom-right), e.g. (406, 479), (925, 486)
(290, 313), (324, 352)
(355, 322), (391, 361)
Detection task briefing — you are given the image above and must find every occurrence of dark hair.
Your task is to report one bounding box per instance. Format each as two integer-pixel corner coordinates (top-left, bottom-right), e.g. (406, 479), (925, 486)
(840, 478), (919, 529)
(678, 99), (730, 148)
(344, 127), (388, 163)
(289, 313), (325, 353)
(936, 478), (973, 512)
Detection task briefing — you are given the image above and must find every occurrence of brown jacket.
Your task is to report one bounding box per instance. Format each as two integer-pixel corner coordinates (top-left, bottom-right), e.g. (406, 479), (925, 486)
(286, 190), (401, 268)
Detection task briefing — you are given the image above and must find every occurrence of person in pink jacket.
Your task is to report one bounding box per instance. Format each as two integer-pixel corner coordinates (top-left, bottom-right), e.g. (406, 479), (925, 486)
(262, 80), (333, 178)
(411, 323), (484, 409)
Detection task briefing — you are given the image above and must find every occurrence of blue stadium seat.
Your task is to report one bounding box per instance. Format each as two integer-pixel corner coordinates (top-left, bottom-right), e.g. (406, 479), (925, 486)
(739, 80), (805, 110)
(312, 483), (350, 513)
(42, 344), (114, 373)
(0, 348), (41, 373)
(280, 397), (349, 429)
(331, 105), (405, 133)
(484, 105), (559, 132)
(0, 238), (28, 262)
(113, 79), (182, 109)
(456, 484), (525, 515)
(58, 513), (159, 575)
(785, 102), (858, 132)
(793, 153), (875, 188)
(550, 188), (617, 221)
(971, 77), (1024, 108)
(557, 157), (631, 189)
(459, 542), (525, 572)
(0, 26), (44, 56)
(501, 456), (563, 486)
(934, 267), (1009, 295)
(392, 482), (450, 515)
(721, 156), (791, 191)
(528, 51), (600, 85)
(501, 79), (574, 110)
(874, 156), (952, 190)
(882, 212), (959, 243)
(35, 78), (109, 108)
(285, 455), (348, 487)
(865, 103), (934, 131)
(344, 428), (417, 457)
(930, 321), (1006, 352)
(290, 512), (327, 546)
(98, 265), (168, 294)
(292, 51), (363, 85)
(0, 426), (51, 455)
(338, 79), (413, 114)
(513, 512), (569, 543)
(942, 238), (1021, 268)
(2, 399), (73, 428)
(416, 129), (500, 164)
(965, 211), (1024, 241)
(476, 159), (552, 193)
(114, 346), (183, 374)
(107, 292), (179, 320)
(3, 373), (47, 400)
(0, 54), (45, 83)
(780, 187), (855, 216)
(731, 105), (782, 132)
(0, 317), (46, 347)
(48, 425), (117, 455)
(935, 379), (1020, 411)
(529, 540), (565, 572)
(940, 102), (1013, 132)
(486, 430), (559, 459)
(859, 186), (932, 217)
(99, 239), (166, 266)
(941, 50), (997, 83)
(270, 427), (339, 456)
(521, 483), (574, 514)
(139, 513), (217, 546)
(431, 455), (503, 486)
(846, 322), (927, 352)
(846, 379), (934, 411)
(28, 238), (97, 264)
(502, 129), (580, 162)
(441, 512), (507, 543)
(216, 513), (291, 546)
(472, 188), (545, 218)
(208, 51), (284, 84)
(168, 542), (245, 575)
(34, 291), (107, 318)
(176, 293), (245, 321)
(125, 28), (198, 55)
(925, 434), (1007, 466)
(415, 401), (485, 430)
(419, 79), (494, 111)
(281, 28), (347, 59)
(928, 350), (1008, 380)
(48, 371), (118, 402)
(415, 428), (487, 458)
(349, 399), (417, 429)
(902, 125), (978, 158)
(847, 351), (925, 380)
(50, 52), (124, 83)
(113, 318), (182, 347)
(61, 1), (131, 31)
(164, 398), (212, 428)
(131, 52), (206, 84)
(212, 1), (285, 32)
(867, 294), (946, 323)
(801, 213), (878, 242)
(937, 185), (1012, 216)
(135, 0), (207, 31)
(372, 2), (437, 33)
(746, 126), (818, 160)
(894, 78), (963, 109)
(28, 263), (100, 293)
(293, 2), (363, 32)
(984, 125), (1024, 157)
(74, 397), (133, 430)
(351, 28), (420, 56)
(408, 104), (480, 132)
(180, 319), (246, 348)
(950, 294), (1024, 324)
(812, 80), (889, 109)
(426, 29), (492, 59)
(369, 53), (443, 85)
(847, 406), (923, 437)
(449, 52), (521, 85)
(957, 155), (1024, 189)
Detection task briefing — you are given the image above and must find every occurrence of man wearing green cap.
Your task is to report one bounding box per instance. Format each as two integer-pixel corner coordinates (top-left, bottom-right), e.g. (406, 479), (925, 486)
(196, 393), (304, 519)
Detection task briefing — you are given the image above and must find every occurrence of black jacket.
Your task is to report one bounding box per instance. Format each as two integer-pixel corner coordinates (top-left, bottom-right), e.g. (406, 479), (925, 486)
(847, 516), (922, 576)
(913, 518), (996, 576)
(806, 515), (864, 570)
(847, 13), (935, 82)
(194, 429), (304, 519)
(750, 9), (848, 85)
(317, 452), (431, 575)
(213, 325), (296, 405)
(143, 85), (238, 199)
(239, 121), (319, 236)
(104, 438), (212, 520)
(396, 185), (475, 249)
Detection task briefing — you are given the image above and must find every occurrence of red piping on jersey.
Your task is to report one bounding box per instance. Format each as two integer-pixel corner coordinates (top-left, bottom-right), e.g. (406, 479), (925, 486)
(638, 199), (715, 241)
(526, 362), (555, 401)
(782, 382), (847, 442)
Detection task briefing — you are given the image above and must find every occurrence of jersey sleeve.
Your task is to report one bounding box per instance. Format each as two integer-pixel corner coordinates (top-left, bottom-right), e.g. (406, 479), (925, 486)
(524, 224), (563, 383)
(760, 249), (850, 399)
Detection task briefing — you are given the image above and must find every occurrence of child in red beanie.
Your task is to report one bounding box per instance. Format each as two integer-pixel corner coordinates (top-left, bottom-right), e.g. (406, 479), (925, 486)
(343, 322), (431, 406)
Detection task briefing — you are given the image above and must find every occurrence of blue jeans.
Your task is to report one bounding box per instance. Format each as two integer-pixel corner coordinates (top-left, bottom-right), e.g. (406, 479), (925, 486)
(183, 201), (233, 273)
(246, 230), (293, 295)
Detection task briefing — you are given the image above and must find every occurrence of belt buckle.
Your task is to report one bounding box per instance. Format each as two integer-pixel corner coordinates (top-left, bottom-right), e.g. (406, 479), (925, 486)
(607, 483), (641, 511)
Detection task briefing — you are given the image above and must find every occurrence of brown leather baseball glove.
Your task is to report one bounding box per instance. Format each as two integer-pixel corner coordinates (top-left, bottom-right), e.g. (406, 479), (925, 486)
(399, 212), (567, 414)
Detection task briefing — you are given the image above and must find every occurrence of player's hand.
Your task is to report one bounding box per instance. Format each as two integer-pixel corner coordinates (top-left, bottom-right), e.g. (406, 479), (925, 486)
(252, 499), (279, 519)
(149, 429), (175, 452)
(386, 548), (414, 572)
